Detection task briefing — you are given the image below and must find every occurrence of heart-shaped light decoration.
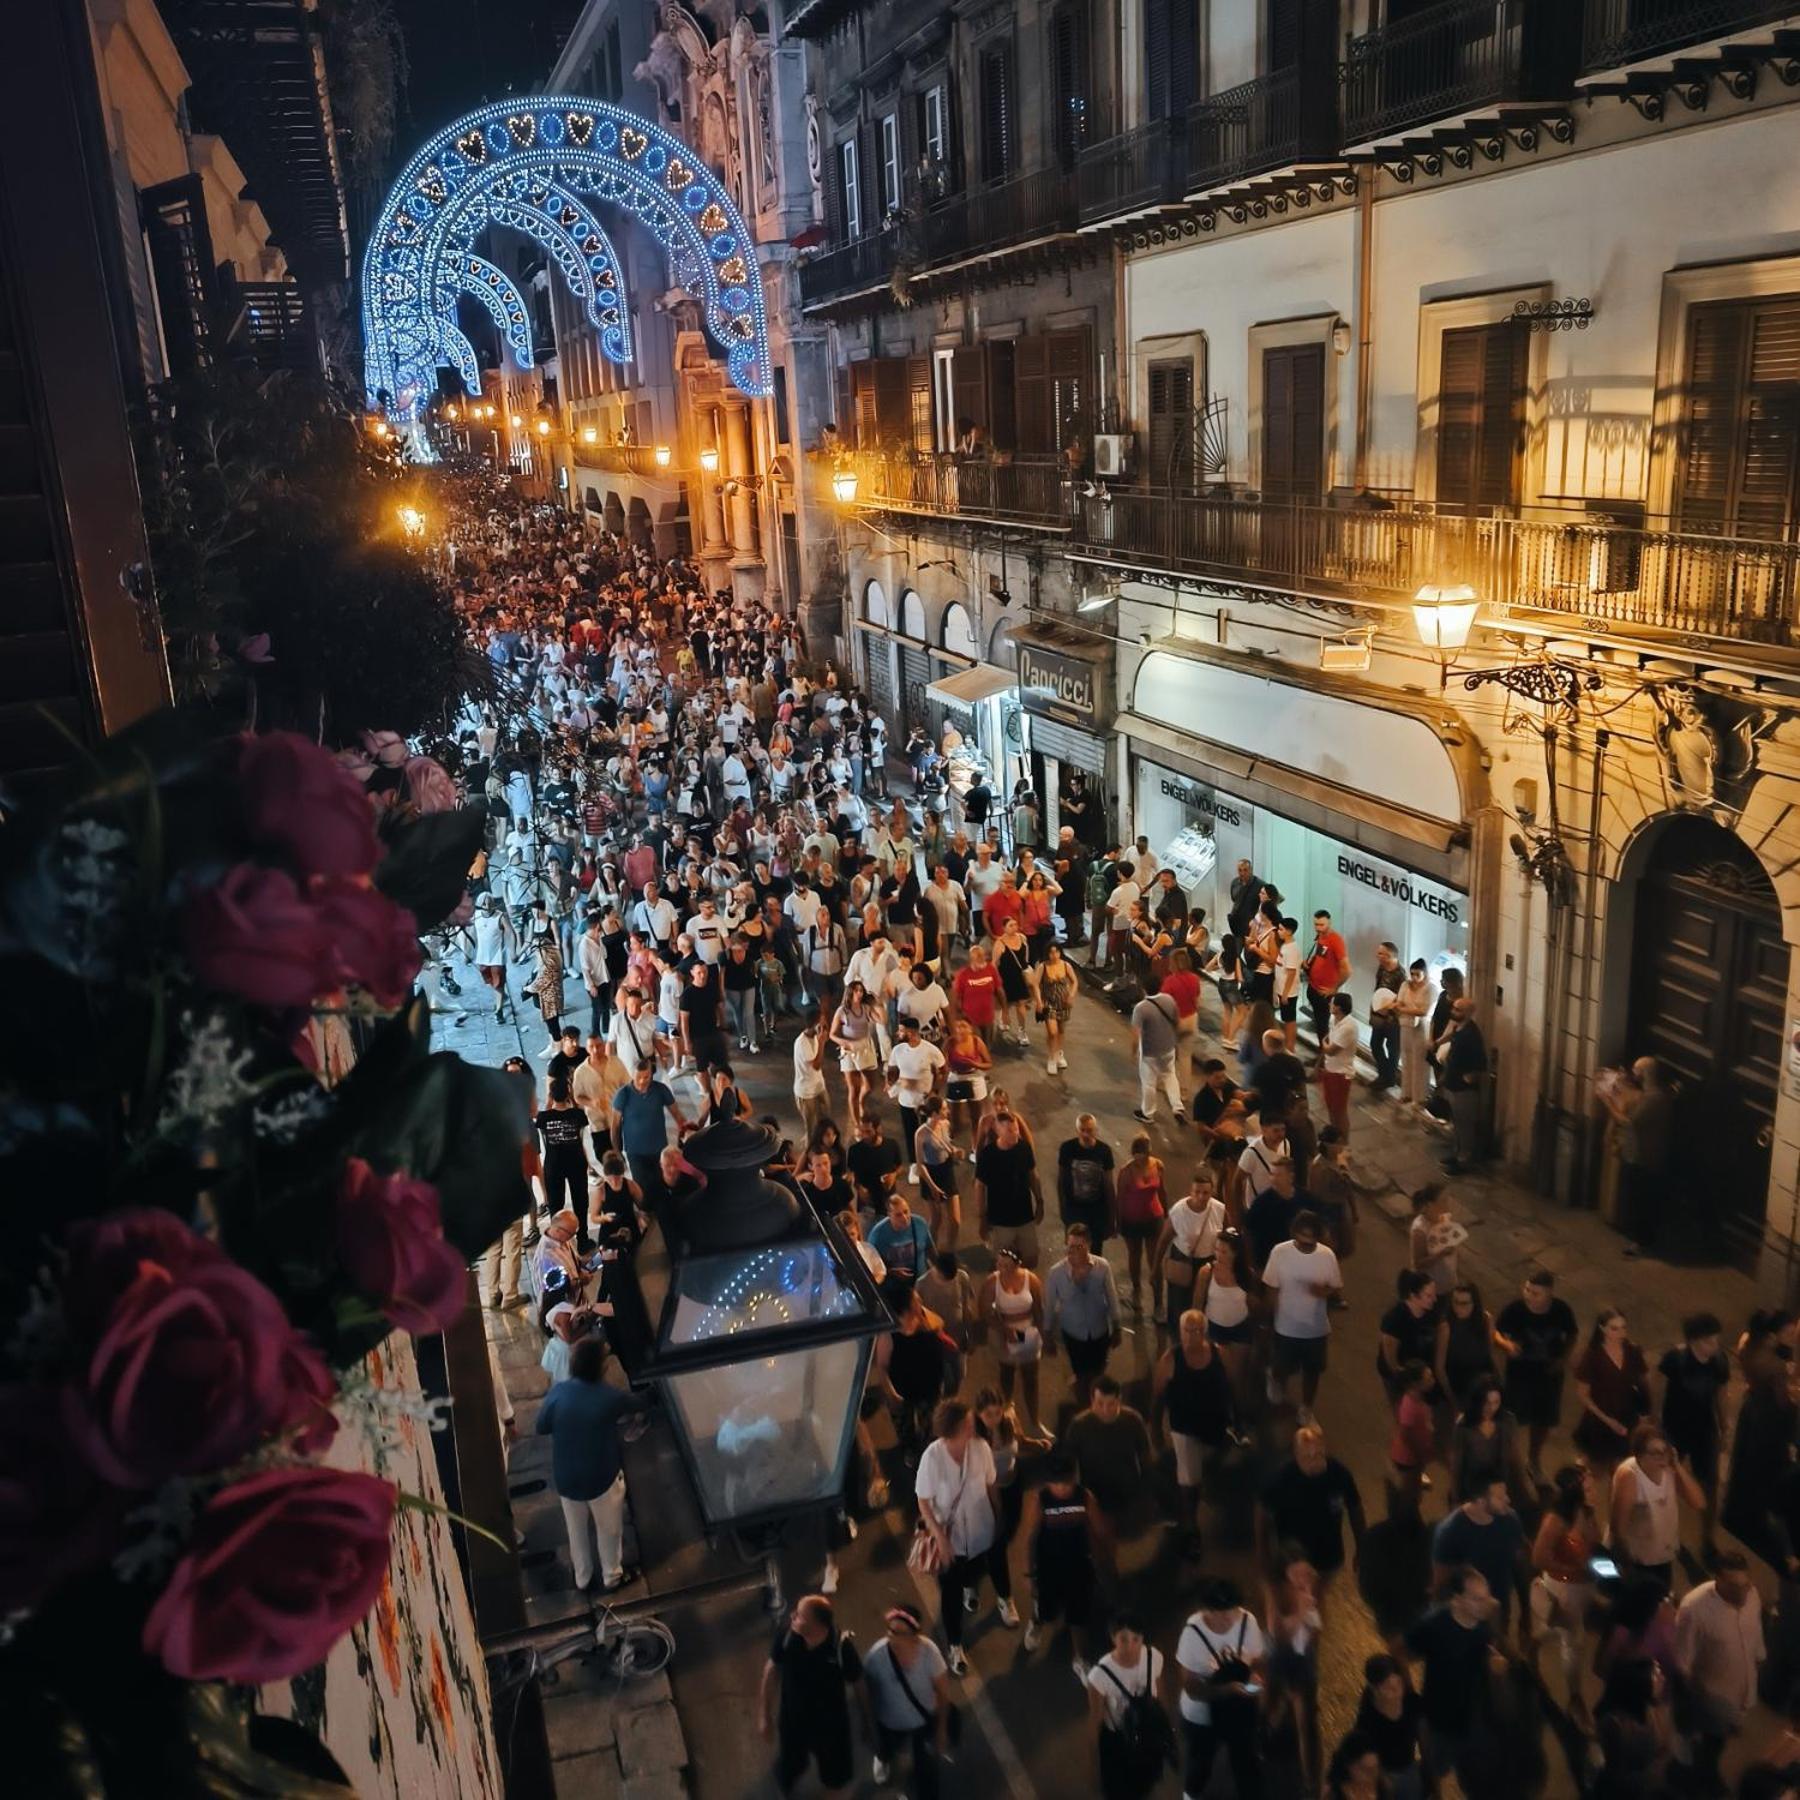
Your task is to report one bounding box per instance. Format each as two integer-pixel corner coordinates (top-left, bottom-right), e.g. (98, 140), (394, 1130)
(699, 203), (729, 234)
(507, 114), (536, 148)
(559, 205), (579, 228)
(728, 314), (756, 339)
(456, 130), (487, 164)
(417, 165), (447, 203)
(566, 111), (594, 146)
(665, 158), (694, 191)
(582, 235), (601, 255)
(719, 256), (748, 285)
(597, 268), (617, 288)
(620, 126), (648, 160)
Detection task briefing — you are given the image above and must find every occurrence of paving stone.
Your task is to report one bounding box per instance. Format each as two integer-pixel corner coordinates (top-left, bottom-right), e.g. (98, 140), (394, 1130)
(620, 1772), (687, 1800)
(544, 1689), (619, 1757)
(616, 1702), (689, 1777)
(551, 1749), (624, 1798)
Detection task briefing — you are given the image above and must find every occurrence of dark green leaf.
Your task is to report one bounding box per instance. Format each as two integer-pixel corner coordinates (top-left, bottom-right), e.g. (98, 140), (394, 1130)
(371, 808), (485, 929)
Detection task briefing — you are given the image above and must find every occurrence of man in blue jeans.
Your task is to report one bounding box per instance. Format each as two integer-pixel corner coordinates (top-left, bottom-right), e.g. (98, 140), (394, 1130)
(535, 1336), (648, 1592)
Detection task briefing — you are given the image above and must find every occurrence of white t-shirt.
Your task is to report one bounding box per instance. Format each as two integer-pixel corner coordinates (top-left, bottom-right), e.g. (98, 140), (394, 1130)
(915, 1435), (997, 1558)
(1273, 939), (1302, 1003)
(1324, 1012), (1360, 1075)
(888, 1039), (946, 1107)
(686, 911), (727, 964)
(965, 861), (1005, 907)
(793, 1031), (827, 1099)
(1262, 1240), (1341, 1339)
(1237, 1135), (1290, 1194)
(1088, 1648), (1166, 1730)
(1167, 1196), (1226, 1262)
(1177, 1611), (1265, 1724)
(785, 889), (822, 934)
(865, 1638), (949, 1733)
(1106, 878), (1141, 921)
(898, 981), (949, 1031)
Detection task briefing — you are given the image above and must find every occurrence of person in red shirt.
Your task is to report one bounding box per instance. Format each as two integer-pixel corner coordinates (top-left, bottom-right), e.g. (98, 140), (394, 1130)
(953, 943), (1001, 1043)
(1157, 950), (1201, 1032)
(1303, 910), (1351, 1052)
(981, 870), (1025, 943)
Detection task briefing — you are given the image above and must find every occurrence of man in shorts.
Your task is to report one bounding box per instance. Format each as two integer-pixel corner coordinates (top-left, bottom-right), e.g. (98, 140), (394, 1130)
(1260, 1210), (1341, 1421)
(976, 1111), (1043, 1268)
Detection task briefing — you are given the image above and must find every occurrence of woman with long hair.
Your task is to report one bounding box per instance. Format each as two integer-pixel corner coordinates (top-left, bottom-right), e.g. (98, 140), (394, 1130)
(1448, 1372), (1531, 1505)
(1434, 1281), (1497, 1412)
(1020, 869), (1058, 965)
(1211, 932), (1247, 1045)
(1037, 940), (1077, 1076)
(1114, 1133), (1168, 1318)
(1237, 999), (1279, 1081)
(1196, 1227), (1255, 1405)
(1573, 1306), (1650, 1473)
(1529, 1462), (1602, 1722)
(827, 978), (882, 1129)
(994, 916), (1037, 1047)
(981, 1249), (1045, 1432)
(943, 1015), (993, 1145)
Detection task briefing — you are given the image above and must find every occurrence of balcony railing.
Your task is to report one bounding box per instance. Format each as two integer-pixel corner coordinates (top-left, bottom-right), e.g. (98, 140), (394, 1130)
(1077, 118), (1188, 223)
(799, 165), (1080, 307)
(1343, 0), (1581, 143)
(1187, 63), (1340, 191)
(573, 445), (676, 477)
(1075, 490), (1800, 648)
(839, 451), (1076, 526)
(1583, 0), (1800, 70)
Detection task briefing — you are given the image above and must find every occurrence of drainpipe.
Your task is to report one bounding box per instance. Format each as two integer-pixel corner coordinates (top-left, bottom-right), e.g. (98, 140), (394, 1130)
(1529, 727), (1570, 1191)
(1566, 727), (1610, 1204)
(1352, 169), (1374, 490)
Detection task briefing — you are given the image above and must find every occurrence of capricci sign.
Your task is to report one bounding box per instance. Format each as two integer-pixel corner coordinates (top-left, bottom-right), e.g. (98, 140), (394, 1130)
(1336, 854), (1462, 924)
(1019, 647), (1096, 718)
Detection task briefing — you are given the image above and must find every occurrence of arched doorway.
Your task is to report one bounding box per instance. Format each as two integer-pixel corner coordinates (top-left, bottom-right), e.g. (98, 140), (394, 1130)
(1621, 815), (1784, 1262)
(864, 580), (891, 629)
(941, 602), (978, 661)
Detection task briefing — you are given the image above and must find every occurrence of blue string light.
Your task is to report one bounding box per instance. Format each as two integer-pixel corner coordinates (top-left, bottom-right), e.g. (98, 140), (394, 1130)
(363, 95), (773, 428)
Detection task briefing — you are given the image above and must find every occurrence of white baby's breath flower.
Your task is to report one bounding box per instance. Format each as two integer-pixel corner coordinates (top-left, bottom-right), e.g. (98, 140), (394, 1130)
(253, 1086), (332, 1145)
(157, 1011), (257, 1134)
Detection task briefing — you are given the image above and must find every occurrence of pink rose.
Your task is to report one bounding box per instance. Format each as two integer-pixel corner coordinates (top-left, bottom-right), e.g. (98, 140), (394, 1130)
(184, 864), (333, 1008)
(239, 731), (381, 877)
(336, 1157), (467, 1335)
(312, 877), (421, 1007)
(237, 633), (273, 665)
(278, 1336), (340, 1457)
(143, 1467), (395, 1682)
(63, 1209), (333, 1487)
(360, 728), (410, 769)
(403, 754), (458, 815)
(0, 1382), (128, 1613)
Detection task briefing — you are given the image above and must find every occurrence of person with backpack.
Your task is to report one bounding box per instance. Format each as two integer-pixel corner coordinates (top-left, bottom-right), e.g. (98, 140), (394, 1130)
(1087, 1610), (1175, 1800)
(1177, 1577), (1268, 1800)
(861, 1603), (952, 1797)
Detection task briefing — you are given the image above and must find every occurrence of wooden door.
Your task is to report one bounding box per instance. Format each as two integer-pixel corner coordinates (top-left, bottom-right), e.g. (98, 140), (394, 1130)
(1262, 342), (1325, 499)
(1628, 857), (1783, 1263)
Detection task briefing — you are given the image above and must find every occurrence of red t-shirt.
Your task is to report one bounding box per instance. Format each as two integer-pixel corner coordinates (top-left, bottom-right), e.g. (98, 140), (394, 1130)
(953, 965), (999, 1025)
(1158, 968), (1200, 1020)
(1305, 930), (1348, 994)
(983, 887), (1025, 938)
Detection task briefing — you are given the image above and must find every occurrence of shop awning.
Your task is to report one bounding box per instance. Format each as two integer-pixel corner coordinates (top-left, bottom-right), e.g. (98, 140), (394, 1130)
(927, 662), (1016, 708)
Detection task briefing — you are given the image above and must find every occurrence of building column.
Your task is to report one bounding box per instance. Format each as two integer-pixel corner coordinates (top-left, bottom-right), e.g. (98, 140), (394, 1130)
(725, 402), (764, 604)
(697, 405), (732, 593)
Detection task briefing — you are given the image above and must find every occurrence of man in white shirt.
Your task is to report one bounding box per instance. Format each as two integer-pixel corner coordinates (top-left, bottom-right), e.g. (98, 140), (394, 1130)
(685, 899), (728, 966)
(571, 1035), (624, 1156)
(1261, 1211), (1342, 1419)
(792, 1018), (829, 1139)
(913, 1400), (998, 1676)
(846, 930), (900, 1005)
(1105, 872), (1141, 976)
(963, 844), (1004, 939)
(897, 964), (950, 1037)
(720, 749), (751, 806)
(577, 912), (610, 1037)
(1234, 1115), (1291, 1215)
(608, 986), (659, 1079)
(1272, 917), (1302, 1051)
(632, 883), (677, 954)
(784, 878), (823, 939)
(1129, 836), (1158, 890)
(885, 1017), (945, 1177)
(1675, 1554), (1765, 1789)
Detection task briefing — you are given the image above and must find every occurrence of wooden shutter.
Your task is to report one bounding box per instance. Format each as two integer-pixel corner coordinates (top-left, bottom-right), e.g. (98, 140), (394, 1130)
(140, 175), (217, 377)
(1014, 334), (1051, 454)
(1050, 5), (1090, 165)
(851, 362), (878, 449)
(1147, 0), (1199, 119)
(1148, 357), (1196, 488)
(1267, 0), (1303, 69)
(988, 339), (1018, 451)
(980, 43), (1013, 182)
(1679, 298), (1800, 539)
(1437, 320), (1526, 512)
(907, 354), (934, 452)
(1262, 343), (1324, 498)
(952, 345), (988, 435)
(872, 356), (912, 444)
(1047, 326), (1092, 452)
(1144, 0), (1171, 119)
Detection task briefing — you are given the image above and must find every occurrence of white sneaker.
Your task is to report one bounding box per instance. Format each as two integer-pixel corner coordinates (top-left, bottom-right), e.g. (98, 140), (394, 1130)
(1057, 1053), (1069, 1071)
(947, 1646), (968, 1677)
(1047, 1058), (1059, 1075)
(908, 1163), (919, 1184)
(871, 1756), (891, 1784)
(1023, 1619), (1042, 1651)
(997, 1597), (1020, 1628)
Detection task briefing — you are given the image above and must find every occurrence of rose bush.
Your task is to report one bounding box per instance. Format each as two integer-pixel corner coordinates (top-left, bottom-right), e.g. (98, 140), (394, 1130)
(336, 1158), (468, 1334)
(238, 730), (380, 878)
(183, 864), (333, 1008)
(312, 877), (423, 1006)
(63, 1210), (338, 1488)
(142, 1466), (396, 1683)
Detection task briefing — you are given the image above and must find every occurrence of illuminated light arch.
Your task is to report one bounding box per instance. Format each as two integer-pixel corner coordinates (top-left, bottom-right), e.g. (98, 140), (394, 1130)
(485, 190), (633, 363)
(451, 252), (533, 368)
(364, 95), (771, 427)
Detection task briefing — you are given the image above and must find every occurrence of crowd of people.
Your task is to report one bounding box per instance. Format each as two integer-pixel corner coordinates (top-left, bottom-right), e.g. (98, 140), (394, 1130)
(430, 485), (1799, 1800)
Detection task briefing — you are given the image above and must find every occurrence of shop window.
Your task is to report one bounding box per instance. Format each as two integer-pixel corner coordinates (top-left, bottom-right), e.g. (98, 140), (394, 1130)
(1677, 295), (1800, 541)
(1436, 320), (1527, 513)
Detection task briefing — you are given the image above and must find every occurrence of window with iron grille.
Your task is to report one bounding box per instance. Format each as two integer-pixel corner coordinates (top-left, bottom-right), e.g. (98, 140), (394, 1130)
(1049, 4), (1091, 165)
(139, 175), (216, 378)
(979, 42), (1014, 182)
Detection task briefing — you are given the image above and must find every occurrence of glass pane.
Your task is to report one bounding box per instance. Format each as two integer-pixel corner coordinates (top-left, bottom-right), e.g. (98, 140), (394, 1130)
(666, 1338), (866, 1522)
(666, 1240), (868, 1350)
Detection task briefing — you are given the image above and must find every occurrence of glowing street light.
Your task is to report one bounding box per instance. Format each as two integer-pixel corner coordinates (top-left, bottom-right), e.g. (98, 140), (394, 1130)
(372, 419), (390, 439)
(536, 418), (552, 438)
(654, 444), (672, 468)
(1413, 582), (1480, 686)
(582, 425), (599, 445)
(511, 414), (523, 429)
(831, 469), (859, 506)
(397, 506), (426, 538)
(699, 446), (719, 473)
(444, 404), (459, 421)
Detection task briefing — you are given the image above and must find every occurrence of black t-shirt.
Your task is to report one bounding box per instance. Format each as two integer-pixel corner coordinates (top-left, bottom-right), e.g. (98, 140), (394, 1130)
(1658, 1345), (1729, 1450)
(1405, 1606), (1493, 1734)
(536, 1107), (587, 1155)
(722, 953), (758, 992)
(800, 1175), (854, 1218)
(1495, 1296), (1577, 1368)
(1381, 1301), (1440, 1377)
(1245, 1189), (1299, 1271)
(1058, 1137), (1115, 1214)
(547, 1048), (585, 1090)
(1191, 1080), (1239, 1129)
(1260, 1457), (1360, 1571)
(1353, 1688), (1425, 1775)
(976, 1140), (1037, 1228)
(847, 1136), (903, 1197)
(1254, 1052), (1307, 1115)
(679, 981), (722, 1034)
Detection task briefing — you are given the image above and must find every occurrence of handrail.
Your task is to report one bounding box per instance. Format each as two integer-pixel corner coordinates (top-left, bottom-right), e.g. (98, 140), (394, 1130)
(1582, 0), (1798, 71)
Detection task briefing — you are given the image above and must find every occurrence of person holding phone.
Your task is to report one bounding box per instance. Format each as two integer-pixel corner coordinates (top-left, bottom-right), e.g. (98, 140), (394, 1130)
(1177, 1577), (1267, 1800)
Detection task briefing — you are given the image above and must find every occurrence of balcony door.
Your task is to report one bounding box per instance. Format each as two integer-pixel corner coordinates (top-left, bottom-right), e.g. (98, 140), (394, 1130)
(979, 41), (1015, 184)
(1144, 0), (1197, 121)
(1436, 319), (1527, 513)
(1147, 357), (1196, 489)
(1050, 4), (1091, 165)
(1261, 342), (1325, 499)
(1677, 295), (1800, 543)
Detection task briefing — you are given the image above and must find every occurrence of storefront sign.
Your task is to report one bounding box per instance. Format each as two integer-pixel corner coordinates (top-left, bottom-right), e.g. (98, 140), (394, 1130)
(1019, 642), (1111, 728)
(1336, 852), (1462, 925)
(1157, 773), (1245, 829)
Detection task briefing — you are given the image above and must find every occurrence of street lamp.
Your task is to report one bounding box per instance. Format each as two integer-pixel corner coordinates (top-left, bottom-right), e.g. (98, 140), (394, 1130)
(372, 419), (390, 440)
(699, 446), (719, 474)
(445, 404), (459, 421)
(654, 444), (673, 469)
(397, 505), (426, 538)
(624, 1118), (888, 1533)
(536, 418), (552, 438)
(582, 425), (599, 445)
(831, 468), (859, 506)
(1412, 583), (1480, 687)
(511, 414), (523, 429)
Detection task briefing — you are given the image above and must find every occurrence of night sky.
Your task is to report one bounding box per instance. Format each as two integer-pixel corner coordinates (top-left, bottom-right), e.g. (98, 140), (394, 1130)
(392, 0), (583, 144)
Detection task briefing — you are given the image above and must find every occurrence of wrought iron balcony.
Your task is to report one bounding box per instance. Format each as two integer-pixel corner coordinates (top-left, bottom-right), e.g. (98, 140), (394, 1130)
(1074, 489), (1800, 652)
(1583, 0), (1800, 70)
(1342, 0), (1582, 144)
(1187, 64), (1340, 192)
(835, 451), (1076, 527)
(799, 166), (1080, 309)
(1077, 119), (1188, 224)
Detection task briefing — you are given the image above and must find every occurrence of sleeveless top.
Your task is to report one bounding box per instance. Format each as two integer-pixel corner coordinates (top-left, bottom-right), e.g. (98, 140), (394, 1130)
(1616, 1457), (1680, 1565)
(1033, 1491), (1092, 1582)
(1166, 1350), (1233, 1444)
(993, 1276), (1039, 1363)
(1116, 1163), (1166, 1228)
(1204, 1274), (1250, 1330)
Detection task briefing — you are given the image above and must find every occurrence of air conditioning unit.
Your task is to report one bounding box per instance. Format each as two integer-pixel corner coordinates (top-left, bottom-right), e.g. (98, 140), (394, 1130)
(1093, 433), (1132, 478)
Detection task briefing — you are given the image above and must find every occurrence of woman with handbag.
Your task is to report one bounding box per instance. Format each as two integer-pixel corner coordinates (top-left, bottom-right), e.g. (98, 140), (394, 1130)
(1036, 941), (1077, 1077)
(994, 917), (1036, 1047)
(913, 1399), (1002, 1676)
(1153, 1167), (1227, 1338)
(862, 1605), (954, 1797)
